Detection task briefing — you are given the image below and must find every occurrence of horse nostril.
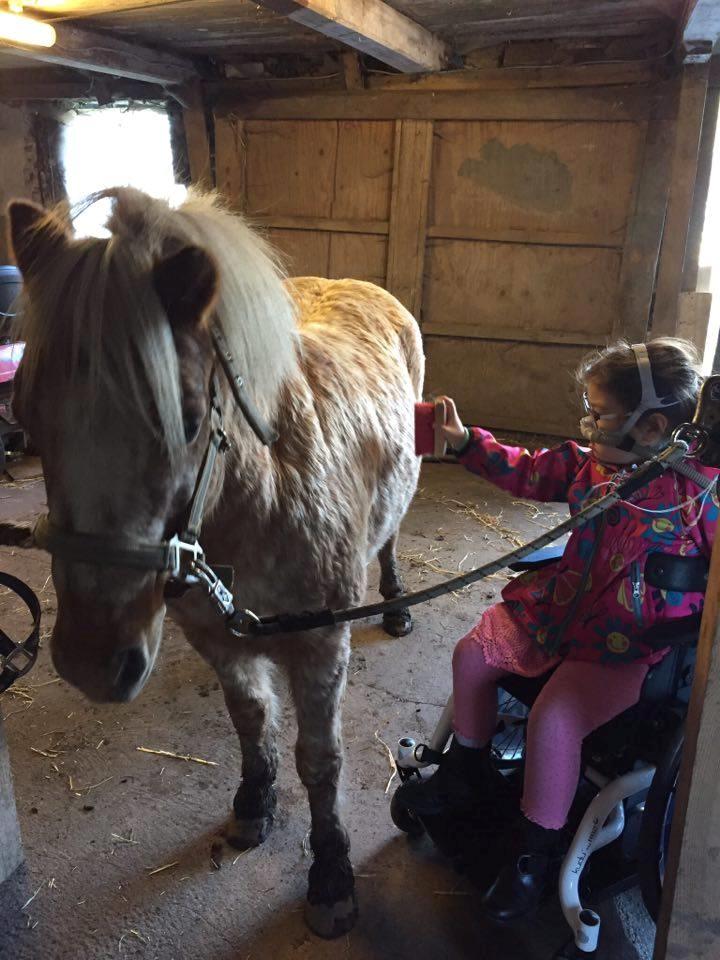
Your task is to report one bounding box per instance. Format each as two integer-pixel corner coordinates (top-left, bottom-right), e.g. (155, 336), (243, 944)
(112, 647), (148, 692)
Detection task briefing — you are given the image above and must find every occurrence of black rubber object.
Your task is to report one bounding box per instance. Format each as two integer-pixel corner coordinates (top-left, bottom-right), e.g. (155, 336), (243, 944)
(0, 570), (41, 693)
(390, 788), (425, 838)
(645, 553), (708, 593)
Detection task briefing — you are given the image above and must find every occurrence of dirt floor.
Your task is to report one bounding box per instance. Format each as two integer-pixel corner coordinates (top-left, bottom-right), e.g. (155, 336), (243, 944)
(0, 456), (656, 960)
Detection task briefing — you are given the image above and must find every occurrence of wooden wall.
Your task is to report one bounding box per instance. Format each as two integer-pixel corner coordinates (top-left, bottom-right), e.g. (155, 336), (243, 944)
(0, 103), (40, 263)
(199, 63), (705, 436)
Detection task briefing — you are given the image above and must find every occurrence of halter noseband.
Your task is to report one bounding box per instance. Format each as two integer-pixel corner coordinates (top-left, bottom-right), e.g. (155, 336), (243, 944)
(31, 326), (275, 611)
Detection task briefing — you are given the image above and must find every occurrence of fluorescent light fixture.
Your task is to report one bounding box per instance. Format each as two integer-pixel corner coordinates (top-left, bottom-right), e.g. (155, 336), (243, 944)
(0, 10), (56, 48)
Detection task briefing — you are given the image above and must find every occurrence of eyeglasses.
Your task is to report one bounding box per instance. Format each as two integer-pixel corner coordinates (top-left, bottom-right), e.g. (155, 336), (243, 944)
(582, 392), (630, 427)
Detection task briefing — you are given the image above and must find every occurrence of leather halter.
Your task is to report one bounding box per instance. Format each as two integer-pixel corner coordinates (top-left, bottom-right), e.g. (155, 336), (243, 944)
(31, 325), (276, 596)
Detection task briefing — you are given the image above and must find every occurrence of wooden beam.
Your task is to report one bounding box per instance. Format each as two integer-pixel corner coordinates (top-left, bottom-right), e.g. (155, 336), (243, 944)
(254, 0), (450, 73)
(31, 0), (185, 11)
(675, 290), (712, 352)
(366, 59), (671, 92)
(653, 522), (720, 960)
(427, 225), (623, 250)
(30, 111), (67, 207)
(207, 76), (344, 105)
(652, 62), (709, 337)
(341, 51), (363, 91)
(214, 112), (246, 211)
(253, 215), (388, 235)
(386, 119), (433, 317)
(211, 85), (658, 122)
(0, 717), (23, 884)
(682, 85), (720, 290)
(183, 86), (212, 187)
(237, 217), (623, 249)
(0, 21), (195, 85)
(0, 69), (165, 102)
(421, 322), (604, 347)
(682, 0), (720, 51)
(209, 59), (667, 107)
(711, 55), (720, 88)
(614, 83), (680, 343)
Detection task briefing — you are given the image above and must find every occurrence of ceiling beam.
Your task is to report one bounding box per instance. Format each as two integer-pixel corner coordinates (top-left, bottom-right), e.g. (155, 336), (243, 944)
(0, 21), (195, 85)
(27, 1), (183, 11)
(0, 68), (165, 102)
(682, 0), (720, 53)
(254, 0), (450, 73)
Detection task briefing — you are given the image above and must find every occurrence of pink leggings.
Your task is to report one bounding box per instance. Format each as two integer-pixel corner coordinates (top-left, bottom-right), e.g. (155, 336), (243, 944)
(452, 636), (648, 830)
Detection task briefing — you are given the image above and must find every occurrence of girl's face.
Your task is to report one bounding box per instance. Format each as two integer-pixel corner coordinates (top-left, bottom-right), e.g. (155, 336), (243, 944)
(583, 380), (669, 466)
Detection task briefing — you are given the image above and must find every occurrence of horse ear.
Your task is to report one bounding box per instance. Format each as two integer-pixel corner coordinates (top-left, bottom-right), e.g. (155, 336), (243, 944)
(8, 200), (70, 279)
(153, 245), (218, 329)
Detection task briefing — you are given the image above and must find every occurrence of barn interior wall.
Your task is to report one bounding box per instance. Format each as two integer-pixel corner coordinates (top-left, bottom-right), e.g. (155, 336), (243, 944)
(0, 102), (39, 264)
(193, 64), (707, 436)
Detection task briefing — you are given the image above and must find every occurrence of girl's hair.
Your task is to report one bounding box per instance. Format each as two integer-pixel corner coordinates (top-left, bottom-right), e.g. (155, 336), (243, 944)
(577, 338), (702, 428)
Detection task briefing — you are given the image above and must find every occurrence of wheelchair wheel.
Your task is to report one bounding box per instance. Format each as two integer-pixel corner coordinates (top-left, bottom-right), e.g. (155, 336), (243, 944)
(638, 725), (684, 922)
(390, 786), (425, 838)
(493, 690), (527, 769)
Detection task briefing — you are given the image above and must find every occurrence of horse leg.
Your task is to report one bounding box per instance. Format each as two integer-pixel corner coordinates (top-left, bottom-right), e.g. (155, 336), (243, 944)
(378, 530), (412, 637)
(218, 656), (278, 850)
(288, 634), (357, 939)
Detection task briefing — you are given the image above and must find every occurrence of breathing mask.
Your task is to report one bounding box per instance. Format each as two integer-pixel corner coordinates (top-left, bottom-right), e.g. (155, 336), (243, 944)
(579, 343), (679, 458)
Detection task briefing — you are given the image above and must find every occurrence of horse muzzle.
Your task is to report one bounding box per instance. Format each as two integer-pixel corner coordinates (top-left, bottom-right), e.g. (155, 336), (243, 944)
(51, 596), (163, 703)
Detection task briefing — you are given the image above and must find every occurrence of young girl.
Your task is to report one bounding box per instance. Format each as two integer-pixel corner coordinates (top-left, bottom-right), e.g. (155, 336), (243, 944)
(401, 338), (718, 923)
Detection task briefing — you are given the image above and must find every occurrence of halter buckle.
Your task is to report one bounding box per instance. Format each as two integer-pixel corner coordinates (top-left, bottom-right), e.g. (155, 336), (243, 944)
(190, 557), (236, 617)
(166, 534), (205, 579)
(227, 607), (262, 638)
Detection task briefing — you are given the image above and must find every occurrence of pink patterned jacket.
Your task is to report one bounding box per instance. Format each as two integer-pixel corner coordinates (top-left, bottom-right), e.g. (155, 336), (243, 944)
(458, 427), (719, 665)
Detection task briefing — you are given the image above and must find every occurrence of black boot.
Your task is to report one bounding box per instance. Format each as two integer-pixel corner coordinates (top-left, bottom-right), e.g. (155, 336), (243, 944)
(396, 738), (504, 817)
(482, 817), (562, 923)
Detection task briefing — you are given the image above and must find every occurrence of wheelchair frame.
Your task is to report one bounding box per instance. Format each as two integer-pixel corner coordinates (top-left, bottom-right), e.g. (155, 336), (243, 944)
(395, 699), (658, 955)
(393, 540), (704, 957)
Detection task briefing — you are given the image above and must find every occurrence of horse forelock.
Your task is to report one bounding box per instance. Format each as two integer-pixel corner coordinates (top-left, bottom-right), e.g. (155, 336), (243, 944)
(15, 187), (298, 456)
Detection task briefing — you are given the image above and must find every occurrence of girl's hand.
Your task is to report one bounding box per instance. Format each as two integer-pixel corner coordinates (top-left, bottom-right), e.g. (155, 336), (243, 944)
(434, 396), (467, 448)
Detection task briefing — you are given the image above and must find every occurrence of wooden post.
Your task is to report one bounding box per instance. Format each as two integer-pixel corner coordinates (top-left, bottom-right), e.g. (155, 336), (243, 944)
(682, 85), (719, 292)
(614, 79), (679, 343)
(341, 52), (364, 91)
(182, 85), (213, 189)
(0, 716), (23, 883)
(676, 290), (713, 353)
(213, 113), (246, 211)
(30, 111), (68, 208)
(386, 119), (433, 318)
(654, 518), (720, 959)
(652, 61), (710, 337)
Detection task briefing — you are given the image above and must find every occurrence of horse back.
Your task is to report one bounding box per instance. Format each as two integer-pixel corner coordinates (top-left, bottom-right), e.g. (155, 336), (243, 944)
(286, 277), (424, 397)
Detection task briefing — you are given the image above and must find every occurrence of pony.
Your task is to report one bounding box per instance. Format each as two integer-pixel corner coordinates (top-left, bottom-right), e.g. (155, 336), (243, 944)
(7, 188), (424, 938)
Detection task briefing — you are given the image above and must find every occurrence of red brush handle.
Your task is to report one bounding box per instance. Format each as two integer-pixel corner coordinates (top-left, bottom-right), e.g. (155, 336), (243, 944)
(414, 402), (447, 457)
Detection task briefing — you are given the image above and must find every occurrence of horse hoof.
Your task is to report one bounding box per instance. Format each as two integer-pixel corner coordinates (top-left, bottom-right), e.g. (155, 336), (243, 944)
(382, 609), (412, 637)
(304, 894), (358, 939)
(226, 815), (273, 850)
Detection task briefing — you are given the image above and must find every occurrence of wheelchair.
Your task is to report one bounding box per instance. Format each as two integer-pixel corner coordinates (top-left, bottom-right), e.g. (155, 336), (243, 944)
(390, 543), (707, 957)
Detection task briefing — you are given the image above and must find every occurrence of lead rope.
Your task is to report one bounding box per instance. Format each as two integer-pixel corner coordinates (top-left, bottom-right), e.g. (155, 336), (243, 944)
(189, 438), (694, 637)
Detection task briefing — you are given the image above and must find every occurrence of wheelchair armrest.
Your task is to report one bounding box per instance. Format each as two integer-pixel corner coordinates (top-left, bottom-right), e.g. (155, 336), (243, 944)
(641, 612), (702, 650)
(508, 542), (566, 573)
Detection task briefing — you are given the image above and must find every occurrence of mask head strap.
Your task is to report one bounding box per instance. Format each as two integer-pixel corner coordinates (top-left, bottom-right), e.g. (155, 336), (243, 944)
(580, 342), (680, 454)
(626, 343), (678, 429)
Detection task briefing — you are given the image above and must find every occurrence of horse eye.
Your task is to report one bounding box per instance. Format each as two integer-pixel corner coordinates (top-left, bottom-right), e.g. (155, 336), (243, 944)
(183, 413), (201, 444)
